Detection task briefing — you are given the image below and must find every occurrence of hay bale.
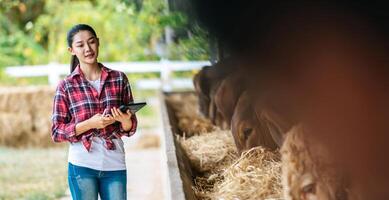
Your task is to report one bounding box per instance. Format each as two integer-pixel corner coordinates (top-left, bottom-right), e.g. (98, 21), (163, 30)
(178, 129), (238, 173)
(281, 125), (347, 200)
(30, 114), (54, 147)
(0, 112), (33, 147)
(0, 87), (35, 113)
(0, 86), (56, 147)
(30, 87), (55, 147)
(134, 134), (160, 149)
(201, 147), (282, 200)
(0, 86), (54, 112)
(166, 93), (214, 136)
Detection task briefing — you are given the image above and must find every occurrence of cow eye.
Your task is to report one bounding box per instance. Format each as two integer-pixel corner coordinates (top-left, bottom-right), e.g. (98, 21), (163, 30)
(302, 183), (316, 194)
(243, 128), (253, 140)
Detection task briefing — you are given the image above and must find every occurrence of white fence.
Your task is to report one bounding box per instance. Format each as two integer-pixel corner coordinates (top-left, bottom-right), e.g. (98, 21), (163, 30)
(5, 60), (210, 91)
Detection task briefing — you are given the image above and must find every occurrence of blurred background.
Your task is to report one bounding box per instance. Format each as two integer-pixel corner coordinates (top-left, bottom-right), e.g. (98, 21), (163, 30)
(0, 0), (210, 199)
(3, 1), (389, 200)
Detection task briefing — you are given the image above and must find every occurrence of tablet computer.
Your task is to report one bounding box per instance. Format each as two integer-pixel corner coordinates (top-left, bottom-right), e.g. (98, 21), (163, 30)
(119, 102), (147, 113)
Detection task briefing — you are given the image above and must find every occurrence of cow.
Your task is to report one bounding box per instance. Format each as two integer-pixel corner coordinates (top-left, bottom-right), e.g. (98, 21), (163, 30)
(193, 65), (212, 118)
(193, 1), (389, 198)
(192, 65), (225, 127)
(193, 58), (237, 129)
(281, 124), (349, 200)
(214, 70), (246, 128)
(253, 99), (296, 148)
(231, 91), (278, 154)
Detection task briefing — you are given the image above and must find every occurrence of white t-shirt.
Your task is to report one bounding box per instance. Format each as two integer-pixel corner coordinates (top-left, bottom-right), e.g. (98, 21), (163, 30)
(68, 137), (126, 171)
(68, 78), (126, 171)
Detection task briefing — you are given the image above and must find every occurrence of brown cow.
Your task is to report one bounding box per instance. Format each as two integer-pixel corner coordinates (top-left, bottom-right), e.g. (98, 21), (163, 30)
(193, 2), (389, 198)
(193, 58), (237, 128)
(253, 100), (296, 148)
(193, 65), (225, 127)
(214, 70), (245, 127)
(281, 124), (349, 200)
(231, 91), (278, 154)
(193, 65), (212, 118)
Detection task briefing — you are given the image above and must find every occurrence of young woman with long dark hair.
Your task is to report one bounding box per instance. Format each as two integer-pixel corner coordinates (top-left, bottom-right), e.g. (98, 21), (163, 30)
(51, 24), (137, 200)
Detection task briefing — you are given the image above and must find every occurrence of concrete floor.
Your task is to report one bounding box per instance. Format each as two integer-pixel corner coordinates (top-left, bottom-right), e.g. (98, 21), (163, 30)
(125, 148), (164, 200)
(124, 96), (165, 200)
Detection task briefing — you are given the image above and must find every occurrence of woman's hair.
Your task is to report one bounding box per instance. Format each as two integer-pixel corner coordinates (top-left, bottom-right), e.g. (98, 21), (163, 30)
(67, 24), (97, 73)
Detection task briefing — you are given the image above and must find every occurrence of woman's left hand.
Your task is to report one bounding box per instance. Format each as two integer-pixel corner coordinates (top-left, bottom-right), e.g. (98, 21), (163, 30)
(110, 107), (132, 123)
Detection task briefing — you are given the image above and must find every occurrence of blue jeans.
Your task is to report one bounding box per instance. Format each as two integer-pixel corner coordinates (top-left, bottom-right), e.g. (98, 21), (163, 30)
(68, 163), (127, 200)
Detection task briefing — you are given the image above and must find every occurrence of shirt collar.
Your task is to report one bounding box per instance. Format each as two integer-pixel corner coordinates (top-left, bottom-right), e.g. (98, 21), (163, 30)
(69, 63), (112, 79)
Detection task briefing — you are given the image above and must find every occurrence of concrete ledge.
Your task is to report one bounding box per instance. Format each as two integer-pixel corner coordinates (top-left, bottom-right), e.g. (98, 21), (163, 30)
(160, 91), (197, 200)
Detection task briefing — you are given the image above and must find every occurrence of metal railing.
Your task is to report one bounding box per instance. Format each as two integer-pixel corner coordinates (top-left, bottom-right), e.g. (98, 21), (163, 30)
(5, 60), (210, 91)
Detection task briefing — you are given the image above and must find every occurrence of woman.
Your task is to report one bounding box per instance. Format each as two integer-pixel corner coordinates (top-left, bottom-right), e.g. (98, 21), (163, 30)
(51, 24), (137, 200)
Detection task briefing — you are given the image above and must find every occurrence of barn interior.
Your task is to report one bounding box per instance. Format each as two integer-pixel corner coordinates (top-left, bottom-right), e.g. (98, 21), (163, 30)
(164, 1), (389, 199)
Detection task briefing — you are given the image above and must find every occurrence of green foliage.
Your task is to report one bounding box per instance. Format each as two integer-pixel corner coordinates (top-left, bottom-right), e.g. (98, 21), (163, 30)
(168, 25), (210, 60)
(159, 11), (187, 29)
(0, 0), (210, 85)
(33, 0), (173, 63)
(0, 5), (48, 68)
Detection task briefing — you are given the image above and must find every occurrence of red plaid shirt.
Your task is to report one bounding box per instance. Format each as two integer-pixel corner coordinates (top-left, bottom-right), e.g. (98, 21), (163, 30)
(51, 63), (137, 151)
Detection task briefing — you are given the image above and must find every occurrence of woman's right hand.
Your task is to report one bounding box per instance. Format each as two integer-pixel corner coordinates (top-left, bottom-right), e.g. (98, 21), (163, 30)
(87, 113), (116, 129)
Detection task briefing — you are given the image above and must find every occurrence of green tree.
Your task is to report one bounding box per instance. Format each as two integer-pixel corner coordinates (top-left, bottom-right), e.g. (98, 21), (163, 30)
(0, 0), (210, 85)
(33, 0), (169, 63)
(0, 0), (48, 67)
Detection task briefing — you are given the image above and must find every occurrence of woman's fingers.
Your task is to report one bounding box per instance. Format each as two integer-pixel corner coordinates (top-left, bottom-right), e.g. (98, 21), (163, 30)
(116, 107), (124, 116)
(111, 108), (117, 118)
(106, 116), (114, 123)
(101, 115), (113, 126)
(95, 106), (133, 129)
(103, 114), (112, 119)
(107, 107), (131, 123)
(111, 107), (123, 119)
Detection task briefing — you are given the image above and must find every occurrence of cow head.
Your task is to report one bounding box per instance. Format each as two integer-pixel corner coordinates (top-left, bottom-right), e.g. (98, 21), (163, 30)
(281, 125), (348, 200)
(193, 66), (212, 118)
(231, 91), (278, 154)
(214, 73), (245, 127)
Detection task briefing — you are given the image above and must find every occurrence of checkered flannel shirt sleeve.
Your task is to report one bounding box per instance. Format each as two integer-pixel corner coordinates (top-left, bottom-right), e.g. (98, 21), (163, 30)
(51, 81), (79, 143)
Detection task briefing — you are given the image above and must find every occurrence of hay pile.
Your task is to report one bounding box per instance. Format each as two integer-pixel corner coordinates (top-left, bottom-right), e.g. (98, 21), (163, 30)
(166, 93), (214, 136)
(170, 92), (283, 200)
(193, 147), (282, 200)
(0, 86), (56, 147)
(213, 147), (282, 200)
(178, 129), (238, 173)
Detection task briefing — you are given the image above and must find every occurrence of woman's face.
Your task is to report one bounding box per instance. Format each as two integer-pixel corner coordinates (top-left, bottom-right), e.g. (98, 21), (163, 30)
(69, 30), (99, 65)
